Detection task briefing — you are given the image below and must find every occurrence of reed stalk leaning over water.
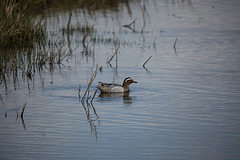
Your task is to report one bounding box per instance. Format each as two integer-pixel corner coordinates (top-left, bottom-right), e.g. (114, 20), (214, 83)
(90, 84), (100, 103)
(143, 56), (152, 68)
(81, 64), (98, 102)
(107, 32), (120, 64)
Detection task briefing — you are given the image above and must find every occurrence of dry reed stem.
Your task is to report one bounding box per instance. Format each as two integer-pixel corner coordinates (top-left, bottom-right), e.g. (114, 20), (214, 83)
(123, 18), (137, 28)
(54, 37), (61, 48)
(78, 84), (81, 97)
(82, 24), (95, 43)
(72, 45), (79, 52)
(143, 56), (152, 67)
(107, 45), (120, 64)
(105, 32), (120, 65)
(90, 84), (100, 103)
(81, 64), (98, 101)
(87, 96), (92, 102)
(20, 102), (26, 119)
(39, 41), (68, 66)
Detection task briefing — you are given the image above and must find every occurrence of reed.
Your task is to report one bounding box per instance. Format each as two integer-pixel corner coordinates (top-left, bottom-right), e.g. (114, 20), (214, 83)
(81, 64), (98, 102)
(107, 46), (120, 64)
(36, 41), (69, 68)
(122, 18), (137, 31)
(80, 100), (99, 140)
(143, 56), (152, 68)
(0, 0), (46, 48)
(107, 32), (120, 64)
(0, 37), (72, 92)
(20, 103), (27, 131)
(82, 24), (95, 43)
(90, 84), (100, 103)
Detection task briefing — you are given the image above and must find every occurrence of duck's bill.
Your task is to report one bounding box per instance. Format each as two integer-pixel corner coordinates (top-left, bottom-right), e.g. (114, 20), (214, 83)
(133, 80), (137, 83)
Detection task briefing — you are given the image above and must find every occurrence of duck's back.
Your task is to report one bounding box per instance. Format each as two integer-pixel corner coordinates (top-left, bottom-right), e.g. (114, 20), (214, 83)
(98, 82), (124, 93)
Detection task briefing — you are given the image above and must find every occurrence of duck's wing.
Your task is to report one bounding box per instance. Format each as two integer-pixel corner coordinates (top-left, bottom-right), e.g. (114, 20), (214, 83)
(97, 82), (121, 93)
(98, 82), (121, 87)
(97, 82), (110, 92)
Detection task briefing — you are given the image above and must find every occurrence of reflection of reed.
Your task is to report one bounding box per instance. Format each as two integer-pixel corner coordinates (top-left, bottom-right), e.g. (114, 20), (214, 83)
(21, 116), (27, 131)
(45, 0), (136, 15)
(173, 38), (178, 56)
(81, 101), (99, 141)
(13, 103), (27, 131)
(138, 1), (147, 34)
(20, 103), (27, 131)
(106, 32), (120, 83)
(67, 12), (73, 56)
(122, 18), (137, 32)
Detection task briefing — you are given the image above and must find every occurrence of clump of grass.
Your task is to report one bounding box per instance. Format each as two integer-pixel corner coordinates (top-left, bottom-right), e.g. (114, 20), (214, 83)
(0, 38), (73, 92)
(0, 0), (46, 48)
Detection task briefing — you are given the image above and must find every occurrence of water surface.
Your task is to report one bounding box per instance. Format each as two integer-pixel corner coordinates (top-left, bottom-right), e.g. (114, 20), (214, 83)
(1, 0), (240, 159)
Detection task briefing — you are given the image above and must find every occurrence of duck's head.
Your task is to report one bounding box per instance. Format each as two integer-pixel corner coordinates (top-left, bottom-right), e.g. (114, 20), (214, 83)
(123, 77), (137, 86)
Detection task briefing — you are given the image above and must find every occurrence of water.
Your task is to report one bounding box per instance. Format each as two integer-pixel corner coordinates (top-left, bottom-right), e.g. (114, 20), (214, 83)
(1, 0), (240, 159)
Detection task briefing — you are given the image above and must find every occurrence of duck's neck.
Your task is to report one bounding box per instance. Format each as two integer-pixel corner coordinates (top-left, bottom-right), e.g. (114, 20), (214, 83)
(122, 84), (130, 92)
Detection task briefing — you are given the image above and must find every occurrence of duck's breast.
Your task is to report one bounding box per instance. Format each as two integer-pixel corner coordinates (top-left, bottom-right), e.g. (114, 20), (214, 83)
(110, 86), (124, 93)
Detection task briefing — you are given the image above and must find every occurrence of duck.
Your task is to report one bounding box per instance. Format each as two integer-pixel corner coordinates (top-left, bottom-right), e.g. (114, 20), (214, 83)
(97, 77), (137, 93)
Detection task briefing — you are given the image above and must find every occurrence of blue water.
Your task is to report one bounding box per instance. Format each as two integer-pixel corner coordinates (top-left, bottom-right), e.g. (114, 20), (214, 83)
(1, 0), (240, 159)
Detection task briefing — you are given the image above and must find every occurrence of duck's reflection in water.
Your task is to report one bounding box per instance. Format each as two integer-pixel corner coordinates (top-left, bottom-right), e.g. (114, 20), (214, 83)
(99, 92), (133, 105)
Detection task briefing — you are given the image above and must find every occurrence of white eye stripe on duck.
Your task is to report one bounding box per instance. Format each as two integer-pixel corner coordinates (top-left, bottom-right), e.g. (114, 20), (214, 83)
(124, 77), (132, 82)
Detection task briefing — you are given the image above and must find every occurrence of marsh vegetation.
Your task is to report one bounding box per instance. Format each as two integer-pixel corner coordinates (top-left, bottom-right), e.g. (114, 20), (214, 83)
(0, 0), (46, 48)
(0, 0), (143, 91)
